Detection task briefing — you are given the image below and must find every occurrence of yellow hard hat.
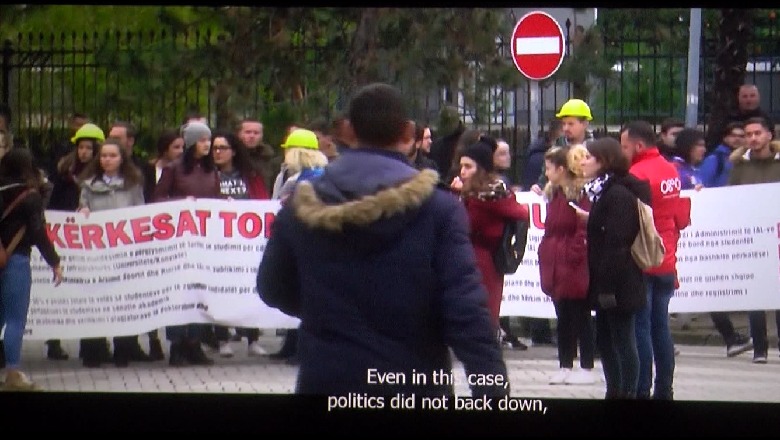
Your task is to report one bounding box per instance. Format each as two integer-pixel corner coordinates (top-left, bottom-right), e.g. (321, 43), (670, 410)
(555, 99), (593, 121)
(281, 128), (319, 150)
(71, 123), (106, 144)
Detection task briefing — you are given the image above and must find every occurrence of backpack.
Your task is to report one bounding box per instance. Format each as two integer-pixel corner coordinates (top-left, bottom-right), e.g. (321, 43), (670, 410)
(493, 218), (530, 275)
(0, 183), (32, 269)
(630, 199), (666, 270)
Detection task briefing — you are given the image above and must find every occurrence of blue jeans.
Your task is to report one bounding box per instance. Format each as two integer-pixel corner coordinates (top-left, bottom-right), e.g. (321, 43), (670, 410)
(0, 254), (32, 369)
(635, 273), (676, 400)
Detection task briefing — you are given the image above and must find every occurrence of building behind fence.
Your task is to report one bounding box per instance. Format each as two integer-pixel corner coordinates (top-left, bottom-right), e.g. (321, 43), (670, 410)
(2, 9), (779, 183)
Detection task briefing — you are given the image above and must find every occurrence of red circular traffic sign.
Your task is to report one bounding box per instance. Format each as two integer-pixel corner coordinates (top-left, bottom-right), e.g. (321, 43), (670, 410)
(511, 11), (566, 81)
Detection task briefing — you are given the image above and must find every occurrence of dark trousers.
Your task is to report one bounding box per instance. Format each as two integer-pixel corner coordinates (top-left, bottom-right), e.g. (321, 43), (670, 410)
(165, 324), (203, 343)
(113, 335), (140, 355)
(553, 299), (595, 369)
(596, 309), (639, 399)
(710, 312), (738, 344)
(214, 326), (260, 343)
(80, 337), (110, 361)
(499, 317), (518, 339)
(529, 318), (553, 343)
(748, 310), (780, 355)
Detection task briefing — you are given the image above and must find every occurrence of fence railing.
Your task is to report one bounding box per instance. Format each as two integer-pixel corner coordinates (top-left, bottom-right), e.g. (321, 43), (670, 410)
(2, 11), (779, 184)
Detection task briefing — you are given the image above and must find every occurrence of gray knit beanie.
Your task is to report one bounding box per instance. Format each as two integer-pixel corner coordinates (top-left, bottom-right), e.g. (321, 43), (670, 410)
(182, 122), (212, 149)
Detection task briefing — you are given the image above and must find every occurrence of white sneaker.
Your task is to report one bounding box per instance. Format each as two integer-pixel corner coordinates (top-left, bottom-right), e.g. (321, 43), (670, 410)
(248, 341), (268, 356)
(218, 341), (234, 358)
(549, 368), (572, 385)
(564, 369), (596, 385)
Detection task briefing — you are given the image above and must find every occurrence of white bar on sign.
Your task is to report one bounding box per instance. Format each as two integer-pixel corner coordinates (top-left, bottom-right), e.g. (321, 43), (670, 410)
(515, 36), (560, 55)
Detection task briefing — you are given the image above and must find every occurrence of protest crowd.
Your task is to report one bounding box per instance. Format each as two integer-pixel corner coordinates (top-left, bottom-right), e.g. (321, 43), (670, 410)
(0, 80), (778, 400)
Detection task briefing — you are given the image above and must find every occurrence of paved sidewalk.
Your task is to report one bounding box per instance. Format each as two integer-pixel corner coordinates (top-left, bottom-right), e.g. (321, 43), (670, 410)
(7, 333), (780, 403)
(670, 311), (778, 347)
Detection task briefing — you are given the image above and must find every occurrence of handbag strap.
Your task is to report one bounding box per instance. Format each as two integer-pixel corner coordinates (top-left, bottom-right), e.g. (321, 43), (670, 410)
(5, 226), (27, 255)
(1, 187), (34, 221)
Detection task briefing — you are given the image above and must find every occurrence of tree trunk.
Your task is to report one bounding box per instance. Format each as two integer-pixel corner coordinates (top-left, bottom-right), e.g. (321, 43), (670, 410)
(705, 9), (751, 150)
(213, 81), (234, 130)
(346, 8), (380, 97)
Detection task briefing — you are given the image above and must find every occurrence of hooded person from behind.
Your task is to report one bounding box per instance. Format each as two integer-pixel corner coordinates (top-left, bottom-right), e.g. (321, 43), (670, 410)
(257, 83), (508, 398)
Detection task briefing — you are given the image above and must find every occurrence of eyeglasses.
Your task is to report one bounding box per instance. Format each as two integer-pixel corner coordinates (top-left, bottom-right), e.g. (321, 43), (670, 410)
(213, 145), (232, 152)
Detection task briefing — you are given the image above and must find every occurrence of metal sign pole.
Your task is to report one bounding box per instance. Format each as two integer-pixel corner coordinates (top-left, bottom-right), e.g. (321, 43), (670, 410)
(685, 8), (702, 128)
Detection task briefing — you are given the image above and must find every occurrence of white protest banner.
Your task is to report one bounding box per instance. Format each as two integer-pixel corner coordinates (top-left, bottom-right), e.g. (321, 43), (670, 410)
(498, 191), (553, 318)
(27, 199), (299, 340)
(499, 182), (780, 318)
(671, 182), (780, 313)
(26, 182), (780, 337)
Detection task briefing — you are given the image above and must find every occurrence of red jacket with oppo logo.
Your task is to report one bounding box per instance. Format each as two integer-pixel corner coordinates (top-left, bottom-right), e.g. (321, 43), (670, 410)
(629, 147), (691, 280)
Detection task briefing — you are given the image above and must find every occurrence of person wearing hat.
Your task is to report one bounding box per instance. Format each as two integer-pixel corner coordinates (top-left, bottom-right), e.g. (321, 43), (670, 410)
(44, 122), (106, 362)
(267, 128), (329, 363)
(272, 128), (328, 203)
(530, 99), (595, 195)
(451, 136), (529, 333)
(153, 121), (220, 367)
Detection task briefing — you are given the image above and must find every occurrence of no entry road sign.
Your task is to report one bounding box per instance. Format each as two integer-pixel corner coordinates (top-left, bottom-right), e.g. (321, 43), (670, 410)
(511, 11), (566, 81)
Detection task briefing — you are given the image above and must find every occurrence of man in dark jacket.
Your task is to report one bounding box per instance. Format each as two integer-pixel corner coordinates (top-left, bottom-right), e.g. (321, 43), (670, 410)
(408, 122), (438, 172)
(257, 83), (508, 397)
(728, 85), (775, 135)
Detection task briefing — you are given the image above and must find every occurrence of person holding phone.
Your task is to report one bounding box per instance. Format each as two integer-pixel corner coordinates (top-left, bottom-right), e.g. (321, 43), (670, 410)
(537, 145), (595, 385)
(580, 138), (651, 399)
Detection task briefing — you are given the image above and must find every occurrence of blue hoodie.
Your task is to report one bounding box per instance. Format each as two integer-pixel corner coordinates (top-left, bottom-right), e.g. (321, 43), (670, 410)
(257, 147), (508, 397)
(697, 144), (733, 188)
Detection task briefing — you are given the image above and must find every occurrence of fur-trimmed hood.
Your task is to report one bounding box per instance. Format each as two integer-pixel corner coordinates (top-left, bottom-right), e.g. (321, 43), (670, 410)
(289, 148), (440, 250)
(729, 141), (780, 164)
(542, 177), (588, 202)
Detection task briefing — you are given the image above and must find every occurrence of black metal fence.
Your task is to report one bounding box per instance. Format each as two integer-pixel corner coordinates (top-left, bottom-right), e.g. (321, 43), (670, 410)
(2, 11), (779, 181)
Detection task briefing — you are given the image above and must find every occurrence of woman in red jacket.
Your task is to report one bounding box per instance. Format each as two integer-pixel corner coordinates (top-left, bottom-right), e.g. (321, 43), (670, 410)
(537, 145), (595, 385)
(451, 136), (529, 333)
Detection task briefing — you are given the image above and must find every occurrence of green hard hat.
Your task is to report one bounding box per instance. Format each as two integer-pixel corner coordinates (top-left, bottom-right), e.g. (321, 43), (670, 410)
(71, 123), (106, 144)
(281, 128), (319, 150)
(556, 99), (593, 121)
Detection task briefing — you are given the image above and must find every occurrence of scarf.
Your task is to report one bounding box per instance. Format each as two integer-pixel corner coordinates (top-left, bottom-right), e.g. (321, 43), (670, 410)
(583, 173), (611, 203)
(475, 179), (511, 201)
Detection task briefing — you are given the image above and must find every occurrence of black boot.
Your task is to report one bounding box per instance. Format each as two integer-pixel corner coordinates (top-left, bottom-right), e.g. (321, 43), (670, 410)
(201, 325), (220, 352)
(46, 340), (69, 360)
(169, 342), (187, 367)
(81, 338), (103, 368)
(184, 339), (214, 366)
(149, 337), (165, 361)
(121, 336), (152, 362)
(112, 338), (129, 368)
(505, 336), (528, 351)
